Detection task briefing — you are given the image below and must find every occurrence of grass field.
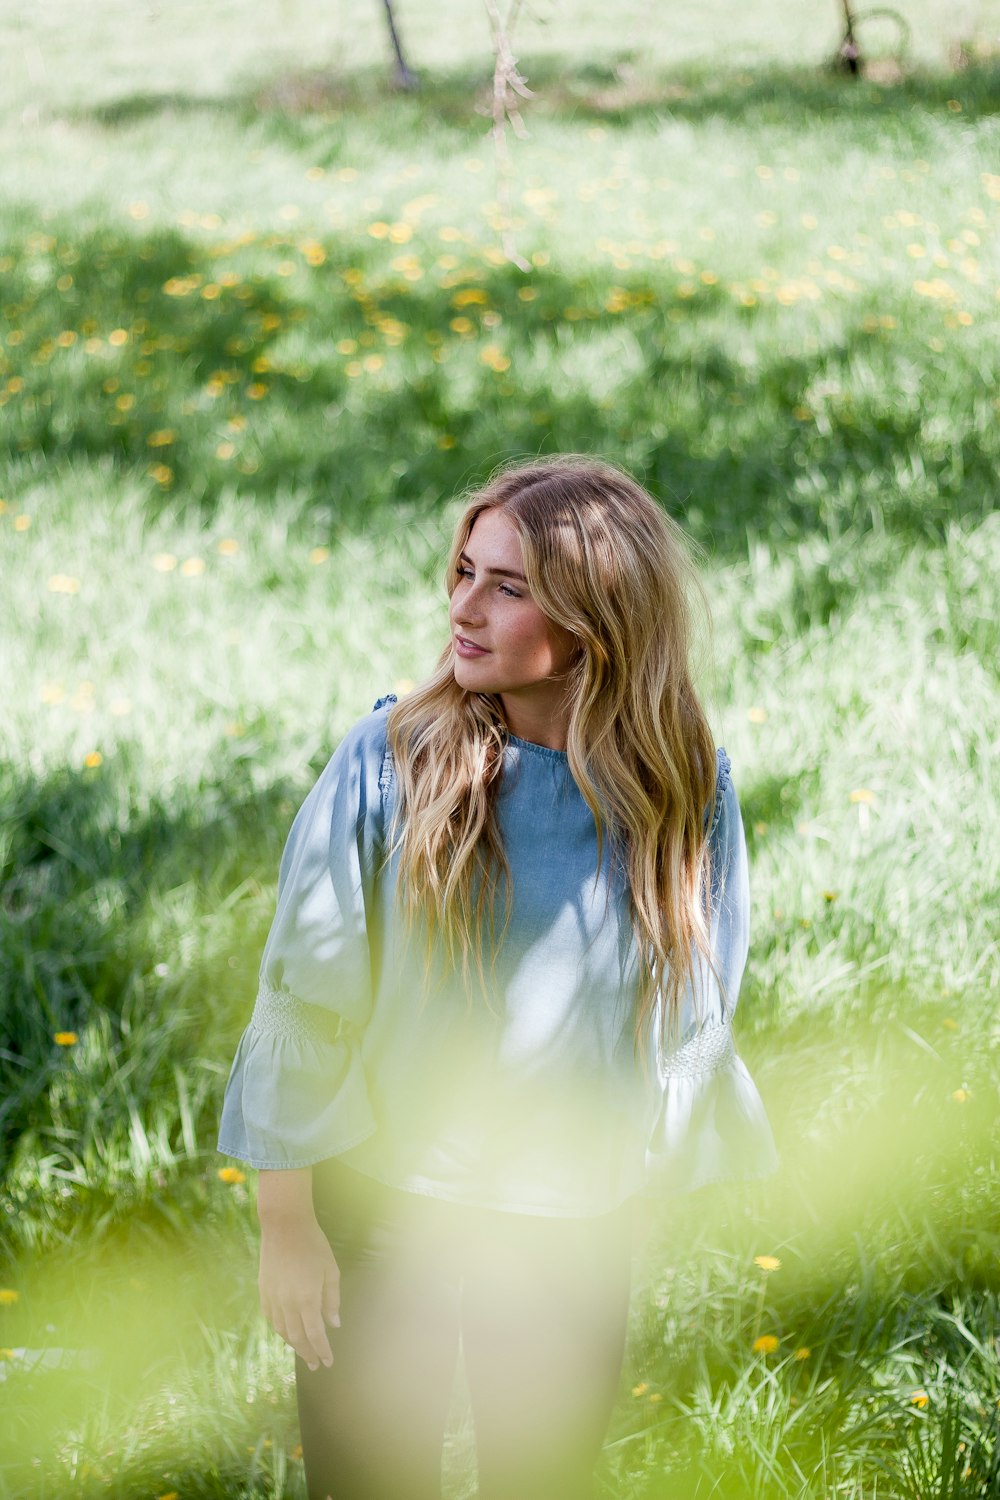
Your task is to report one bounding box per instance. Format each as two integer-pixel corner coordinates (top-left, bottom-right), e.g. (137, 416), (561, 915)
(1, 0), (999, 1495)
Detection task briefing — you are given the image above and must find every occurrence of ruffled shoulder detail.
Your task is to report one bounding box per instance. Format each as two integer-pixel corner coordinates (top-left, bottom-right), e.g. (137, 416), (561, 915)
(705, 746), (732, 841)
(372, 692), (398, 798)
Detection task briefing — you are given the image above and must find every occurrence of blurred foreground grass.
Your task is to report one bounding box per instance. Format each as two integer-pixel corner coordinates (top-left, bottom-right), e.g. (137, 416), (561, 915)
(1, 0), (999, 1495)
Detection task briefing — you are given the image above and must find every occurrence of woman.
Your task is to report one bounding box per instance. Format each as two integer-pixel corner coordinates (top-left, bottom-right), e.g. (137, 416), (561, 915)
(217, 455), (778, 1500)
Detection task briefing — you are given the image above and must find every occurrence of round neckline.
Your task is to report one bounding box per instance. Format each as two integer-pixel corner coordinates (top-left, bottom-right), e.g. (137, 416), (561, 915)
(504, 731), (569, 762)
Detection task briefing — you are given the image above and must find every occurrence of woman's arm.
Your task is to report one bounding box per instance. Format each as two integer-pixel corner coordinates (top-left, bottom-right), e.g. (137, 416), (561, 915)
(256, 1168), (341, 1371)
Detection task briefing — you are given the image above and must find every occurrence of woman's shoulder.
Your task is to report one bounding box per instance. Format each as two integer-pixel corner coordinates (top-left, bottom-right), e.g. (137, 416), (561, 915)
(306, 693), (396, 804)
(705, 746), (734, 842)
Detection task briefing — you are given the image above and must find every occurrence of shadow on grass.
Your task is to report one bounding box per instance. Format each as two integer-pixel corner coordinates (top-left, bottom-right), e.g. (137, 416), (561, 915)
(0, 745), (318, 1226)
(2, 209), (996, 591)
(74, 55), (1000, 137)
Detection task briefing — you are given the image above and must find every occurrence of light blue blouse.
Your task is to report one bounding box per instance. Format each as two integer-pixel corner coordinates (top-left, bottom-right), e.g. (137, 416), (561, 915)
(217, 696), (778, 1217)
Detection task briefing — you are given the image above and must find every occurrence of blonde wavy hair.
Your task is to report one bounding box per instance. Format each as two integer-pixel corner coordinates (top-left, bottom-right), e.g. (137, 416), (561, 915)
(385, 454), (720, 1055)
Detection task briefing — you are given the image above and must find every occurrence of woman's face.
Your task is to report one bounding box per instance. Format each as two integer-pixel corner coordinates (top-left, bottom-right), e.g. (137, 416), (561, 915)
(449, 509), (579, 736)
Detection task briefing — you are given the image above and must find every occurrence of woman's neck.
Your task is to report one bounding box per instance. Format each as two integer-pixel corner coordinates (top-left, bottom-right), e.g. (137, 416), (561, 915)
(499, 687), (572, 752)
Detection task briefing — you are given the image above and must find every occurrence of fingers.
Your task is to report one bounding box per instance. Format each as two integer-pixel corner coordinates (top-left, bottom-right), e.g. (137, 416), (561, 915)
(285, 1306), (333, 1371)
(259, 1281), (340, 1370)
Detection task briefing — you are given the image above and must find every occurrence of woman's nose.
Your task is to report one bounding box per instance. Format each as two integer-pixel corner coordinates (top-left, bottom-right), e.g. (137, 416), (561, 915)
(452, 585), (484, 626)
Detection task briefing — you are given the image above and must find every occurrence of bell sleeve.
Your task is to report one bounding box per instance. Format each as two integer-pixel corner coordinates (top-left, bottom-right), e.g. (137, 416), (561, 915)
(643, 753), (779, 1196)
(216, 714), (387, 1169)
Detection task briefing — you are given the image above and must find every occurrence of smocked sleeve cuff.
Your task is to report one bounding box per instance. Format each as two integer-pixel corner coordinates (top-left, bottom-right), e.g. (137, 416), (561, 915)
(216, 983), (378, 1169)
(643, 1023), (779, 1197)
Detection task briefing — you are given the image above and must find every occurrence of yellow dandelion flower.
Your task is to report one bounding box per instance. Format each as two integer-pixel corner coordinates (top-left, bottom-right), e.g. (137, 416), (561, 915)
(794, 1347), (811, 1360)
(747, 706), (767, 724)
(362, 354), (384, 373)
(48, 575), (81, 594)
(309, 547), (330, 565)
(649, 1393), (663, 1402)
(84, 752), (103, 769)
(14, 515), (31, 531)
(56, 330), (77, 348)
(631, 1382), (649, 1396)
(368, 222), (390, 239)
(753, 1255), (781, 1272)
(290, 1443), (303, 1460)
(180, 557), (205, 577)
(337, 167), (357, 181)
(480, 345), (510, 372)
(752, 1335), (779, 1354)
(336, 338), (358, 355)
(147, 429), (176, 448)
(450, 317), (474, 335)
(40, 682), (66, 705)
(276, 261), (295, 277)
(437, 435), (456, 450)
(115, 394), (135, 412)
(110, 698), (132, 716)
(54, 1031), (79, 1045)
(216, 442), (235, 460)
(952, 1088), (969, 1103)
(822, 890), (838, 902)
(201, 283), (222, 300)
(218, 1166), (246, 1184)
(152, 552), (177, 572)
(247, 383), (268, 400)
(217, 538), (239, 555)
(0, 1290), (19, 1305)
(910, 1389), (929, 1408)
(149, 465), (173, 486)
(849, 788), (875, 804)
(344, 361), (362, 378)
(942, 1017), (959, 1031)
(0, 1348), (15, 1359)
(108, 328), (129, 346)
(452, 289), (489, 308)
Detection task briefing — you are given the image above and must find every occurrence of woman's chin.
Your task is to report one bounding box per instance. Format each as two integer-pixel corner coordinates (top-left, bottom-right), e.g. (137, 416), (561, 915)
(453, 661), (500, 692)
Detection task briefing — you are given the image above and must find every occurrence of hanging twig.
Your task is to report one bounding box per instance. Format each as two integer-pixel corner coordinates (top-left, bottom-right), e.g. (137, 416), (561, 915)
(382, 0), (419, 91)
(838, 0), (862, 74)
(482, 0), (533, 271)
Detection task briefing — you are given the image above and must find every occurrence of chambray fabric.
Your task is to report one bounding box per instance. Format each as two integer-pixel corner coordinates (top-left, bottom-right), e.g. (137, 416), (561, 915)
(217, 697), (778, 1216)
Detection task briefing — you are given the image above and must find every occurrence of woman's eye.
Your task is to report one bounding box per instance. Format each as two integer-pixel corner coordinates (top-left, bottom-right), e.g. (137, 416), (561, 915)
(499, 584), (521, 598)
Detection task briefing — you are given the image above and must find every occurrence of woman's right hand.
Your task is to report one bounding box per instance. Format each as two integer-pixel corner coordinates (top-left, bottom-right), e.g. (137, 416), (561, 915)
(256, 1168), (341, 1371)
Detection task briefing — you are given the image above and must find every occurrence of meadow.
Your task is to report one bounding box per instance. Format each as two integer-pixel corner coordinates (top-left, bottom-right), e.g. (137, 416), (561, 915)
(1, 0), (999, 1494)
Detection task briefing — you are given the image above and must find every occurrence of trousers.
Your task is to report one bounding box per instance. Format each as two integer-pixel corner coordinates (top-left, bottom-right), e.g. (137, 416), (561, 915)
(295, 1157), (634, 1500)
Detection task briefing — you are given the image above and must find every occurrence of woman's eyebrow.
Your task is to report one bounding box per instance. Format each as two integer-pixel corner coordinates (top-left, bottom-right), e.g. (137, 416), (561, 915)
(458, 550), (527, 583)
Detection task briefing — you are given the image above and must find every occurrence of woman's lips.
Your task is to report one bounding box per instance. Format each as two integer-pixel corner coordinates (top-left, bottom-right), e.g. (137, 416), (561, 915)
(454, 636), (490, 657)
